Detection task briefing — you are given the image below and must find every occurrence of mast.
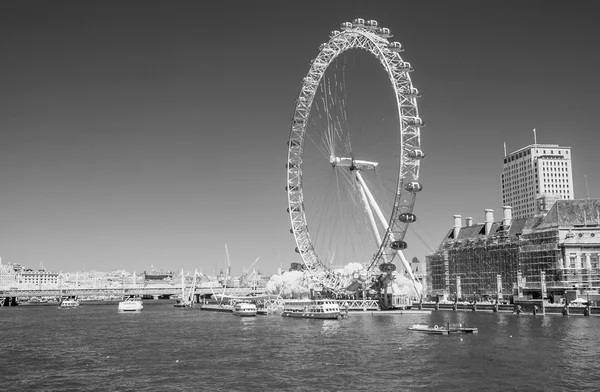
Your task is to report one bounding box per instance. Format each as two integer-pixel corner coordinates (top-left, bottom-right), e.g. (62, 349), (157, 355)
(190, 269), (198, 306)
(181, 269), (185, 302)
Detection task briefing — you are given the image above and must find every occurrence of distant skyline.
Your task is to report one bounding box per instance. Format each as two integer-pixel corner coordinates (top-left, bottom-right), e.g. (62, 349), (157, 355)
(1, 1), (599, 275)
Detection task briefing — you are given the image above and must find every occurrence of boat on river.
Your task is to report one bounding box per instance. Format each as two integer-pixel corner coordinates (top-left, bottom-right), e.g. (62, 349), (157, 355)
(409, 323), (478, 335)
(281, 299), (340, 319)
(59, 297), (80, 308)
(233, 302), (257, 317)
(118, 296), (143, 312)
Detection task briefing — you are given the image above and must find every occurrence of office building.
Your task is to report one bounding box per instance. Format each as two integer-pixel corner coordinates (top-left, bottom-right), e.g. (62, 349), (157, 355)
(501, 143), (573, 219)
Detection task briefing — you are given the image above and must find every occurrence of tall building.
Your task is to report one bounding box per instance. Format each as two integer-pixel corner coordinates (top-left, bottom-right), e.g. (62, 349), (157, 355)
(501, 143), (574, 219)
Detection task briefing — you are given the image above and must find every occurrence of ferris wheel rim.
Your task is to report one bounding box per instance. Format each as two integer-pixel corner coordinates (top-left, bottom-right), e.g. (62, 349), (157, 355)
(286, 21), (424, 291)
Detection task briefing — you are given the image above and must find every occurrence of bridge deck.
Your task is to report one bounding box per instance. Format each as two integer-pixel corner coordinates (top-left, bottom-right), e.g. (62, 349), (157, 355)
(1, 287), (264, 298)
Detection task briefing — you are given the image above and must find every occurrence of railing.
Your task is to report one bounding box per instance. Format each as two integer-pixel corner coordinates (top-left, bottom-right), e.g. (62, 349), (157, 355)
(335, 299), (380, 310)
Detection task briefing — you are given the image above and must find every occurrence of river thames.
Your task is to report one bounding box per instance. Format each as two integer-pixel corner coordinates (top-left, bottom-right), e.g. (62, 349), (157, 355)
(2, 302), (599, 391)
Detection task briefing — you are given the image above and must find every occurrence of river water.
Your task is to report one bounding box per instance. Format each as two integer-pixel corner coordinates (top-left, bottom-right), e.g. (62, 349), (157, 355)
(2, 301), (599, 391)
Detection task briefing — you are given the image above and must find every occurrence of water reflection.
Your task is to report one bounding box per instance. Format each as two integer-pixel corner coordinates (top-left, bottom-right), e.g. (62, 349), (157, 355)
(320, 319), (342, 335)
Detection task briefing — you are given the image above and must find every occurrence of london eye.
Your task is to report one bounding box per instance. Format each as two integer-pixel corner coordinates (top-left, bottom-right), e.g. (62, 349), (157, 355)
(286, 19), (425, 295)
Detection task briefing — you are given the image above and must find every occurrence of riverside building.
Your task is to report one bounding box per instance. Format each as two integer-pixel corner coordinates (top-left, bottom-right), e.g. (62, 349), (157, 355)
(426, 200), (600, 300)
(501, 143), (573, 219)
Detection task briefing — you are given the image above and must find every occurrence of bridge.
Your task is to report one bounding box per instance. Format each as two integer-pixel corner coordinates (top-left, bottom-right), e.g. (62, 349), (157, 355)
(0, 286), (264, 299)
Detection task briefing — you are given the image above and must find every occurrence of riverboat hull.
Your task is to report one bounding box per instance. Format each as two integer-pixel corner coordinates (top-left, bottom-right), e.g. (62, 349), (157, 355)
(409, 324), (478, 334)
(281, 311), (339, 319)
(281, 299), (341, 320)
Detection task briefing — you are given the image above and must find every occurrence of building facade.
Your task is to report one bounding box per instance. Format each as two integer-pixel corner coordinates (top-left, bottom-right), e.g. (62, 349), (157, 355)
(501, 144), (573, 219)
(426, 200), (600, 300)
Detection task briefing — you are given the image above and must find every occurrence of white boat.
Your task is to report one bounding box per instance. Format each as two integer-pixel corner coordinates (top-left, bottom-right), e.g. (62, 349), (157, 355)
(60, 298), (80, 308)
(408, 323), (478, 335)
(233, 302), (257, 317)
(281, 299), (340, 319)
(118, 296), (143, 312)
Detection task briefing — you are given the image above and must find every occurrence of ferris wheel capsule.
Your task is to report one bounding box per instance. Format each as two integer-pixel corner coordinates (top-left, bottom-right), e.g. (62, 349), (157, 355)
(329, 30), (340, 39)
(405, 87), (420, 98)
(389, 42), (404, 52)
(405, 117), (424, 127)
(390, 240), (408, 250)
(398, 213), (417, 223)
(365, 20), (378, 29)
(340, 22), (353, 30)
(352, 18), (365, 26)
(377, 27), (392, 38)
(398, 61), (413, 72)
(407, 149), (426, 159)
(405, 182), (423, 192)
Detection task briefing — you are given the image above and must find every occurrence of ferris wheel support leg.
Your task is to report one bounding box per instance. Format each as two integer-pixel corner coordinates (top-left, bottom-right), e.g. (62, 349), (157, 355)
(356, 172), (422, 298)
(355, 171), (388, 228)
(356, 175), (382, 247)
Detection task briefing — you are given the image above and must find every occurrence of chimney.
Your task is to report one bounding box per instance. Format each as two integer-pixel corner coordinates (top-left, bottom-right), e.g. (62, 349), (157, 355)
(484, 209), (494, 235)
(453, 215), (462, 239)
(502, 206), (512, 228)
(465, 217), (473, 227)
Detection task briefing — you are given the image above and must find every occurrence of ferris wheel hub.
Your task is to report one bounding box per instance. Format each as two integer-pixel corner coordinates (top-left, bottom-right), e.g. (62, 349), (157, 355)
(330, 156), (378, 171)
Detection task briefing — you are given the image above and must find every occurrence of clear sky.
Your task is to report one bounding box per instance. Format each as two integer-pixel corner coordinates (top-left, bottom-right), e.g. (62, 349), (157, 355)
(1, 1), (599, 275)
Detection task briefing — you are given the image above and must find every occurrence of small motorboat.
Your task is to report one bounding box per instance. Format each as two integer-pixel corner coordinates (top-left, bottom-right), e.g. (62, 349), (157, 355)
(409, 323), (477, 335)
(409, 324), (449, 334)
(59, 297), (80, 309)
(118, 296), (143, 312)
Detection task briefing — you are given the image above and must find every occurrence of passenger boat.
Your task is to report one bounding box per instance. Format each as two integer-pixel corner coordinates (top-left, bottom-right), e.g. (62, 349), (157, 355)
(59, 297), (80, 308)
(233, 302), (257, 317)
(409, 323), (478, 335)
(118, 296), (143, 312)
(281, 299), (340, 319)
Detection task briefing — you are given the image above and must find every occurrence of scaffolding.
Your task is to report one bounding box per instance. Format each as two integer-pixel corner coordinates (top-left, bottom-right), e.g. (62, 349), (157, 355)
(427, 227), (600, 298)
(518, 229), (561, 287)
(427, 235), (519, 298)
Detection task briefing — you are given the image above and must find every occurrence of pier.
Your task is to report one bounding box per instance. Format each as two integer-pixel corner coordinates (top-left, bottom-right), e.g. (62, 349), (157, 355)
(415, 301), (599, 316)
